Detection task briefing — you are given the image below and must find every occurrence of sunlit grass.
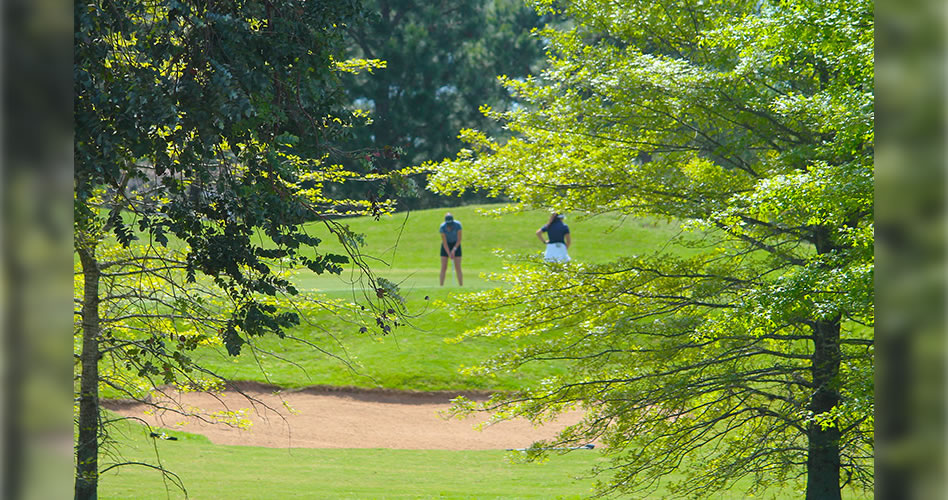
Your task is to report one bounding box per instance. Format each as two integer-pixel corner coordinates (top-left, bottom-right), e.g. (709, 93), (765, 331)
(99, 418), (607, 500)
(188, 205), (693, 391)
(96, 205), (874, 499)
(293, 205), (693, 292)
(99, 417), (871, 500)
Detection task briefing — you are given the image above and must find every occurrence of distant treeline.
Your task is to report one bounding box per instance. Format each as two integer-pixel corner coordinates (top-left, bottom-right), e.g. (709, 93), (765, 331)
(328, 0), (551, 211)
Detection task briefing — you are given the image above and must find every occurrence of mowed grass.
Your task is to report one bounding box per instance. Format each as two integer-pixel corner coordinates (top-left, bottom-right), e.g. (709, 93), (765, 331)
(99, 418), (608, 500)
(190, 205), (694, 392)
(98, 205), (697, 498)
(98, 205), (874, 499)
(99, 419), (871, 500)
(291, 205), (690, 291)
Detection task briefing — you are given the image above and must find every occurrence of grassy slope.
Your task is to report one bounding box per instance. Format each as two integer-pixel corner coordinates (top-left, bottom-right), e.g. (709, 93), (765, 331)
(191, 205), (690, 391)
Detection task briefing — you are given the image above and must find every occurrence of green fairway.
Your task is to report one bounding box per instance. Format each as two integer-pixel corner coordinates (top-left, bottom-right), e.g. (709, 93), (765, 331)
(99, 419), (607, 500)
(99, 419), (871, 500)
(97, 205), (705, 498)
(283, 204), (692, 292)
(187, 204), (693, 392)
(99, 205), (871, 500)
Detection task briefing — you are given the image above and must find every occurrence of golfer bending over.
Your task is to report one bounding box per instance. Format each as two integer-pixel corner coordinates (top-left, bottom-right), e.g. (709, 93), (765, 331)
(537, 213), (571, 262)
(439, 213), (463, 286)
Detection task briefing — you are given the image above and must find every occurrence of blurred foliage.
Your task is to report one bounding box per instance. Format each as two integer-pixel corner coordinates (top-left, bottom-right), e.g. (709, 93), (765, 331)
(875, 0), (946, 498)
(3, 0), (81, 499)
(428, 0), (874, 498)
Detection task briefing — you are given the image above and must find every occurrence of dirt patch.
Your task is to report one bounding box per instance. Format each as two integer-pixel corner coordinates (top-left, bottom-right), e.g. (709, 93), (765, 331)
(102, 384), (590, 451)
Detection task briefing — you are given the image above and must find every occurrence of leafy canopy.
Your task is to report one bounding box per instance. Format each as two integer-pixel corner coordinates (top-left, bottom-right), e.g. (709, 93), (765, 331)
(337, 0), (549, 209)
(427, 0), (873, 497)
(75, 0), (409, 352)
(74, 1), (410, 495)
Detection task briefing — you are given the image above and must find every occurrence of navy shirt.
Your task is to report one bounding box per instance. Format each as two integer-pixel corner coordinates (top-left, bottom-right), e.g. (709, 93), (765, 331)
(542, 219), (570, 244)
(439, 220), (462, 244)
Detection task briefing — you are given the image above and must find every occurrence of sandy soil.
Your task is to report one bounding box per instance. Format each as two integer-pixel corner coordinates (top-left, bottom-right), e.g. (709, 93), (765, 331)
(102, 383), (589, 451)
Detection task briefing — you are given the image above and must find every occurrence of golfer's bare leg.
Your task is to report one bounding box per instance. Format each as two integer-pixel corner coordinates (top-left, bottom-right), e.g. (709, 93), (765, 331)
(440, 256), (449, 286)
(453, 257), (463, 286)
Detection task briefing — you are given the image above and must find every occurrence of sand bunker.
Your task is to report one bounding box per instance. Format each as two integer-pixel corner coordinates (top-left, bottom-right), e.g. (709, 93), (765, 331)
(102, 383), (589, 451)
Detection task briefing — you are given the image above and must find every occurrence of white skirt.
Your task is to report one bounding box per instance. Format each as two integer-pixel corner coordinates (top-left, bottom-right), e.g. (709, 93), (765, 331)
(544, 242), (571, 262)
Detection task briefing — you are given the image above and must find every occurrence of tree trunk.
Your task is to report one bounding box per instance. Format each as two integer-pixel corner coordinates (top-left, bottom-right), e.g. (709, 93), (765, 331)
(75, 245), (101, 500)
(806, 317), (842, 500)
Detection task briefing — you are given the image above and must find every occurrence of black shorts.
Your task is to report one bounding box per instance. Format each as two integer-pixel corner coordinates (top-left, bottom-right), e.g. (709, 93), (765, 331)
(440, 244), (461, 257)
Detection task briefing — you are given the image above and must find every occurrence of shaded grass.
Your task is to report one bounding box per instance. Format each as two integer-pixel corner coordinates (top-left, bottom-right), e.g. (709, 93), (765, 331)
(190, 288), (574, 391)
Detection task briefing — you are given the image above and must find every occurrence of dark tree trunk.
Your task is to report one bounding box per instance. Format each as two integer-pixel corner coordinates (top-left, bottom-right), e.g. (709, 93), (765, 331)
(806, 316), (842, 500)
(803, 226), (844, 500)
(75, 246), (100, 500)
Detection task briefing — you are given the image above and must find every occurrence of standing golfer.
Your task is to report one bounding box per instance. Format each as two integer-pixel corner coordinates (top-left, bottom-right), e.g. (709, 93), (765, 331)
(439, 213), (463, 286)
(537, 213), (571, 262)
